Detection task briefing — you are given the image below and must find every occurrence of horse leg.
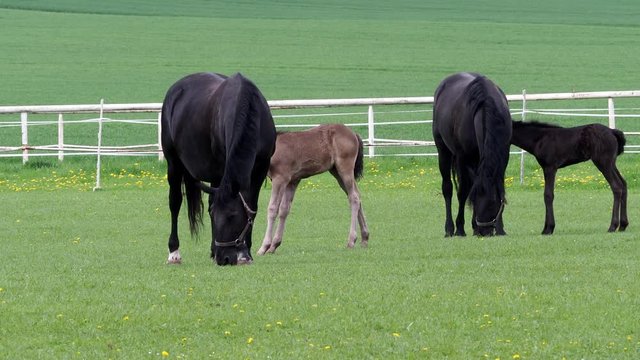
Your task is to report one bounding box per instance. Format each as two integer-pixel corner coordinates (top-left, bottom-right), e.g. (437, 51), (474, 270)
(243, 158), (272, 259)
(455, 167), (473, 237)
(615, 167), (629, 231)
(435, 143), (455, 237)
(258, 179), (286, 255)
(495, 214), (507, 236)
(594, 160), (626, 232)
(166, 159), (184, 264)
(330, 168), (363, 248)
(542, 167), (557, 235)
(269, 180), (299, 253)
(356, 197), (370, 247)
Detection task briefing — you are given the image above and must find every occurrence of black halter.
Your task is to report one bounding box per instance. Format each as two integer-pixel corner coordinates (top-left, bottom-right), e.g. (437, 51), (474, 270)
(214, 192), (256, 248)
(475, 199), (505, 227)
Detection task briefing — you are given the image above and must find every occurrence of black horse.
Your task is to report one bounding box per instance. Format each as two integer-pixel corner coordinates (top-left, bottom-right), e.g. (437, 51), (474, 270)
(161, 72), (276, 265)
(432, 72), (512, 236)
(511, 120), (628, 234)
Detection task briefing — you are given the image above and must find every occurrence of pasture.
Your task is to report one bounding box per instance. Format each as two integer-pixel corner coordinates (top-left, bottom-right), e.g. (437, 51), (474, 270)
(1, 0), (640, 358)
(2, 158), (640, 358)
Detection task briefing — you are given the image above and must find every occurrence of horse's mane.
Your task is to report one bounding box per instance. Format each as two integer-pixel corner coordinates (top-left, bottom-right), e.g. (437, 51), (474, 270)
(220, 73), (264, 199)
(466, 76), (511, 204)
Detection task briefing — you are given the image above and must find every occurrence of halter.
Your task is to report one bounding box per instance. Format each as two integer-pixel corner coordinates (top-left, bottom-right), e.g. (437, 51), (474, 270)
(214, 192), (256, 248)
(475, 199), (505, 227)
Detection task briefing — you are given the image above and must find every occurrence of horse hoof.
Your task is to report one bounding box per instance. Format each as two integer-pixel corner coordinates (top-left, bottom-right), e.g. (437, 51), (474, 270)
(360, 241), (368, 248)
(237, 257), (253, 265)
(167, 250), (182, 264)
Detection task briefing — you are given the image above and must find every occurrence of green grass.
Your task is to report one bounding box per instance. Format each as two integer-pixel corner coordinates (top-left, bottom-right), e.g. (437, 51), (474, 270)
(1, 1), (640, 106)
(1, 159), (639, 358)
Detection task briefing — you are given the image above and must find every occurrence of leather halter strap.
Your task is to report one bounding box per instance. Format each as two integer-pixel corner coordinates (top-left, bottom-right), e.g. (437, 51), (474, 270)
(214, 192), (256, 248)
(475, 200), (505, 227)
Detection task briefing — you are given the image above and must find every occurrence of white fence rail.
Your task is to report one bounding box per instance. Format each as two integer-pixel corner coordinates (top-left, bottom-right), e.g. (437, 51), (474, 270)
(1, 90), (639, 163)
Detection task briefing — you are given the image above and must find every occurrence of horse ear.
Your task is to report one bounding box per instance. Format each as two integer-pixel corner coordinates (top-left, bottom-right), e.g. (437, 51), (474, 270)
(197, 182), (218, 195)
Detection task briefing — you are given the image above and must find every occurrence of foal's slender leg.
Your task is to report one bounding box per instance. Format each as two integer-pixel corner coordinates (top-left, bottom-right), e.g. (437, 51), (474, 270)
(615, 167), (629, 231)
(594, 160), (627, 232)
(330, 168), (362, 248)
(269, 180), (300, 253)
(167, 159), (184, 264)
(356, 195), (370, 247)
(435, 143), (455, 237)
(258, 179), (286, 255)
(541, 167), (557, 235)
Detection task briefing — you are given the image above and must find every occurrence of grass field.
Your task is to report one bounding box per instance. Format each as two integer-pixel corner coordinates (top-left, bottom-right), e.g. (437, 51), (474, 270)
(1, 1), (640, 359)
(1, 158), (640, 359)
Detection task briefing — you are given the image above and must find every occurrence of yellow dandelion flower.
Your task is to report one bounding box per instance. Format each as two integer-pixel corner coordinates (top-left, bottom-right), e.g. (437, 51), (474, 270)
(392, 332), (401, 337)
(123, 315), (129, 321)
(512, 354), (521, 359)
(224, 331), (231, 336)
(161, 350), (169, 357)
(324, 345), (331, 350)
(247, 337), (254, 344)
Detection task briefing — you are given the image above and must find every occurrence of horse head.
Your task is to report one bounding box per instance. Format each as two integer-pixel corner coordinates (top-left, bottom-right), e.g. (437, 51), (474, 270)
(470, 177), (506, 236)
(199, 183), (255, 265)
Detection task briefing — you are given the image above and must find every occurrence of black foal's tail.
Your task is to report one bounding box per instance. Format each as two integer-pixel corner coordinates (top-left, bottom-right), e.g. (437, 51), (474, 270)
(613, 128), (626, 156)
(354, 134), (364, 181)
(184, 174), (204, 237)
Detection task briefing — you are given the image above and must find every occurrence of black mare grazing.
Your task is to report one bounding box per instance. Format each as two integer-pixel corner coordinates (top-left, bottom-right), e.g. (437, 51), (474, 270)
(161, 72), (276, 265)
(433, 72), (512, 236)
(511, 120), (628, 234)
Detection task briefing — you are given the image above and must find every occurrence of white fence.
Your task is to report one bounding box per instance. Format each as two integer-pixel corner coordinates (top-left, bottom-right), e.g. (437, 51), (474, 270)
(2, 90), (639, 189)
(1, 90), (640, 162)
(1, 90), (640, 165)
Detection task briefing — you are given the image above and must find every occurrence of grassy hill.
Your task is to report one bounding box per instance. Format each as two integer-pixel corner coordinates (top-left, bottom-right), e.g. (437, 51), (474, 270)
(0, 0), (639, 105)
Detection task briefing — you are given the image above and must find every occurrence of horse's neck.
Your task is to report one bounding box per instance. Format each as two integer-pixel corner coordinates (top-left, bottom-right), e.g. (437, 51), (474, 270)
(511, 125), (546, 154)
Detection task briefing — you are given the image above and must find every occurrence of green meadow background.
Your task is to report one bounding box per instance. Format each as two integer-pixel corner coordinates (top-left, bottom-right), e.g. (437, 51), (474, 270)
(1, 1), (640, 359)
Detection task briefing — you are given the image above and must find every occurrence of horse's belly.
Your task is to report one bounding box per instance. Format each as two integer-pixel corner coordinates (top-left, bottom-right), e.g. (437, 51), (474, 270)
(179, 148), (223, 182)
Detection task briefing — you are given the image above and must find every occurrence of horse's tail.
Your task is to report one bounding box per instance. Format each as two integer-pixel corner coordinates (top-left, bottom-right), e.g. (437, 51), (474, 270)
(354, 134), (364, 181)
(184, 173), (204, 237)
(612, 128), (626, 155)
(451, 155), (459, 192)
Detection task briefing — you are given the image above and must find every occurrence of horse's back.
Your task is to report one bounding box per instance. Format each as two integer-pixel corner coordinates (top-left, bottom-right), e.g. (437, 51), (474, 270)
(161, 72), (226, 143)
(161, 72), (275, 183)
(432, 72), (481, 154)
(271, 124), (357, 180)
(433, 72), (510, 155)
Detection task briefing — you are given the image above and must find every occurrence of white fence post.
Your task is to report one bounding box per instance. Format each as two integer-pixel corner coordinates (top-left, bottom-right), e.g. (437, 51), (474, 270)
(58, 113), (64, 161)
(157, 111), (164, 161)
(608, 97), (616, 128)
(93, 99), (104, 191)
(21, 112), (28, 164)
(519, 90), (527, 185)
(367, 105), (375, 158)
